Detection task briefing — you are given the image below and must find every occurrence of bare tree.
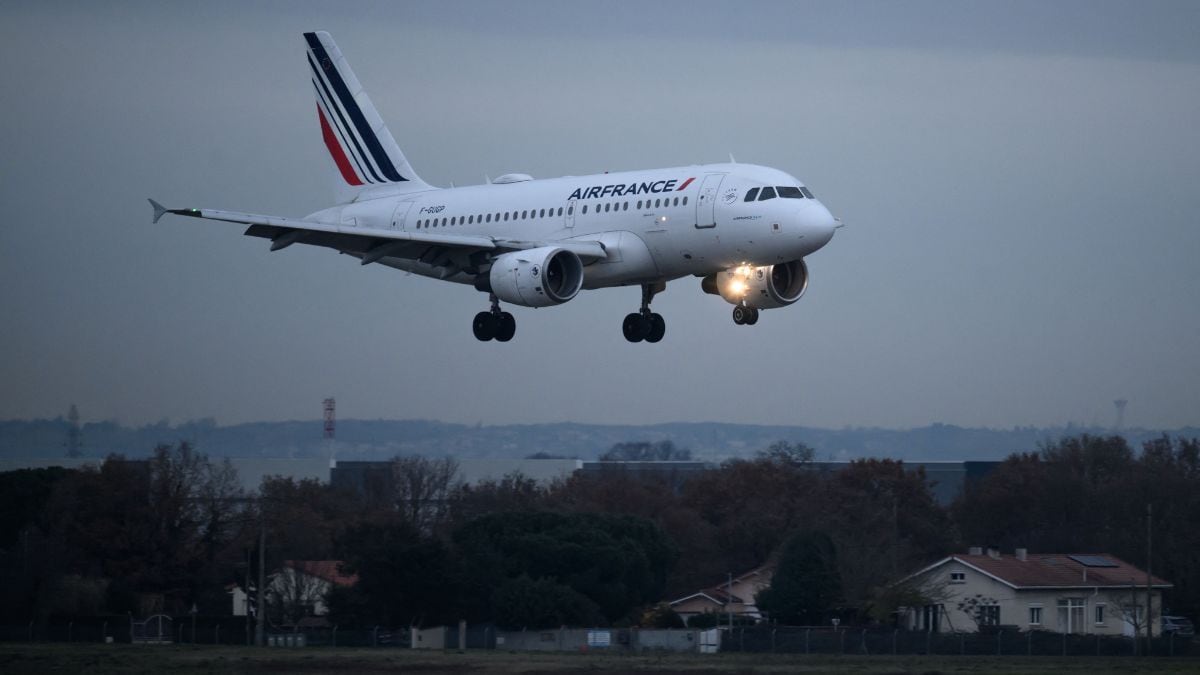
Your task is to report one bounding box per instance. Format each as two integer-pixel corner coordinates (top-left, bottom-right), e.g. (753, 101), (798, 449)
(267, 563), (329, 629)
(956, 593), (1001, 631)
(1115, 583), (1157, 653)
(390, 456), (461, 535)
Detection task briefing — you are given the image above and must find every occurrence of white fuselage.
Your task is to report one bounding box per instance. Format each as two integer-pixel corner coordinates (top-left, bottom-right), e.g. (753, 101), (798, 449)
(310, 162), (837, 289)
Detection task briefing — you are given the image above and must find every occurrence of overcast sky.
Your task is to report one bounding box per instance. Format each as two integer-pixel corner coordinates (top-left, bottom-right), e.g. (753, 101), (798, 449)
(2, 0), (1199, 430)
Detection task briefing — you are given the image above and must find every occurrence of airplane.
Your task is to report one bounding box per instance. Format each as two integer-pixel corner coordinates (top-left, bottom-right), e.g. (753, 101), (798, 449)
(151, 31), (839, 343)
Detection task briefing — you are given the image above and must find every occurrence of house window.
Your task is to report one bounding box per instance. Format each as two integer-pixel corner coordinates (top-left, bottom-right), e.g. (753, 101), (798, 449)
(1029, 606), (1043, 625)
(980, 605), (1001, 626)
(950, 572), (966, 584)
(1057, 598), (1086, 634)
(1095, 604), (1105, 625)
(921, 604), (941, 632)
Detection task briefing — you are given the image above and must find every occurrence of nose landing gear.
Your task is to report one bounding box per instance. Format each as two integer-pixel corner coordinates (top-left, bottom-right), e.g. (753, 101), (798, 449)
(732, 305), (759, 326)
(623, 283), (666, 343)
(473, 294), (516, 342)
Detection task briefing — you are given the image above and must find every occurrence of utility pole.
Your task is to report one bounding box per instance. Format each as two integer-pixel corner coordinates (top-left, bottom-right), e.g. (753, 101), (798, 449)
(245, 547), (252, 645)
(727, 572), (734, 630)
(1145, 503), (1153, 654)
(256, 520), (266, 646)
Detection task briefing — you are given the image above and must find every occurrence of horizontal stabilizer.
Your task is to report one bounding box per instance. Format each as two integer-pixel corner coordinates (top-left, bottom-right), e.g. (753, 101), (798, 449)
(148, 198), (169, 224)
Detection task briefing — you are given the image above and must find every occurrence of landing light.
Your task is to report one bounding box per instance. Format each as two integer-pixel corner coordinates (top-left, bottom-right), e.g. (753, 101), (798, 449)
(729, 279), (747, 296)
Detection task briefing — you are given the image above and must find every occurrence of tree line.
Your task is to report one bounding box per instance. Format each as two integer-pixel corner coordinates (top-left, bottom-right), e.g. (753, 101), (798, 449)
(0, 434), (1197, 630)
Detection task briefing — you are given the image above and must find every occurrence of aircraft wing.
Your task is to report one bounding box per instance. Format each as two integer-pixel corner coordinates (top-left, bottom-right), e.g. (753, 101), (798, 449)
(149, 200), (608, 266)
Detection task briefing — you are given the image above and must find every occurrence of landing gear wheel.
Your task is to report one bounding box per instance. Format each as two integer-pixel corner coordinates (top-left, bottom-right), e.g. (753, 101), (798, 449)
(623, 313), (650, 342)
(473, 311), (498, 341)
(495, 312), (516, 342)
(645, 313), (666, 343)
(732, 305), (749, 325)
(744, 307), (759, 325)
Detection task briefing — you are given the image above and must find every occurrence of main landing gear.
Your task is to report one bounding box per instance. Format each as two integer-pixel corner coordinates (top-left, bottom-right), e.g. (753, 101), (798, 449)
(732, 305), (759, 326)
(623, 283), (666, 343)
(473, 294), (516, 342)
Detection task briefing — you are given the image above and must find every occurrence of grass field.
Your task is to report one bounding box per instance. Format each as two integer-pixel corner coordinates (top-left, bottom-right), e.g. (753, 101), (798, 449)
(1, 644), (1198, 675)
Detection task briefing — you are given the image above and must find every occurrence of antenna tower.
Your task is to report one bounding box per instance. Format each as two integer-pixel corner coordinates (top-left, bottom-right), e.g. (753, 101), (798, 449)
(323, 397), (336, 467)
(65, 404), (82, 458)
(1113, 399), (1128, 431)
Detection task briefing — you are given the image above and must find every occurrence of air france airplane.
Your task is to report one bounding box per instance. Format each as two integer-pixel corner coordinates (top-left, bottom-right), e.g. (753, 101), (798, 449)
(151, 31), (839, 343)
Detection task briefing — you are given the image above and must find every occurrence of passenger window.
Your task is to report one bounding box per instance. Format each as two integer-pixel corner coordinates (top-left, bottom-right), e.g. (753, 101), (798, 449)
(655, 199), (661, 208)
(582, 205), (588, 214)
(673, 197), (679, 207)
(682, 196), (688, 205)
(759, 187), (777, 201)
(744, 188), (760, 202)
(800, 187), (815, 199)
(623, 202), (629, 211)
(520, 210), (526, 219)
(777, 186), (803, 199)
(539, 209), (545, 218)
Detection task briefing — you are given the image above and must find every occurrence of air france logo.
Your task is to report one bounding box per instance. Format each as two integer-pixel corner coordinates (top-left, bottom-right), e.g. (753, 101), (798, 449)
(567, 177), (694, 201)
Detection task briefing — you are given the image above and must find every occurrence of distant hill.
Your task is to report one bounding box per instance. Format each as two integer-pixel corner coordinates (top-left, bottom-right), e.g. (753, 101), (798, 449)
(1, 417), (1195, 462)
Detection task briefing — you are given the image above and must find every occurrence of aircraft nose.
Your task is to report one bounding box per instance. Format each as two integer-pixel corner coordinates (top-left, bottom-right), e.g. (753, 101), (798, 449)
(801, 202), (837, 250)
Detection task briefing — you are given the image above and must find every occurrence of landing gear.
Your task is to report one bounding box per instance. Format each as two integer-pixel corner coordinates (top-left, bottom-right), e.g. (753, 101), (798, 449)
(624, 283), (666, 343)
(473, 294), (516, 342)
(732, 305), (759, 326)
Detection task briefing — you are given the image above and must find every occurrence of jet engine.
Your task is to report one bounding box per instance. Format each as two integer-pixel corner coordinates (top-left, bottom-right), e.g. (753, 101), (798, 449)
(701, 260), (809, 309)
(484, 247), (584, 308)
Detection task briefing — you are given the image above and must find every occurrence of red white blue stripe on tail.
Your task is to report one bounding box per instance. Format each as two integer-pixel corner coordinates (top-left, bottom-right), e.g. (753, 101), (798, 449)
(304, 31), (428, 197)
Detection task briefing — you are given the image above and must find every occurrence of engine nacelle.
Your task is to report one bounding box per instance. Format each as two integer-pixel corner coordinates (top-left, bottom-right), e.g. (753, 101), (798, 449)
(485, 247), (583, 308)
(701, 260), (809, 309)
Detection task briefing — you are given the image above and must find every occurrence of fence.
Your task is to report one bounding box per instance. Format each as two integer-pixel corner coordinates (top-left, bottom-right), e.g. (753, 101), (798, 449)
(2, 619), (1195, 658)
(491, 627), (704, 653)
(719, 626), (1198, 657)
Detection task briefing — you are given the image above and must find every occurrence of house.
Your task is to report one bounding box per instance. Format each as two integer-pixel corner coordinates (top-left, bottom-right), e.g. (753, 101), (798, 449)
(228, 561), (358, 618)
(669, 565), (775, 624)
(269, 560), (359, 619)
(898, 547), (1171, 636)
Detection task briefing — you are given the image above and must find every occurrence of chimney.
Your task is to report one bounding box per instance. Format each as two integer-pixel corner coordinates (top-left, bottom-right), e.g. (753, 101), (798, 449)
(968, 546), (983, 556)
(1015, 548), (1027, 562)
(986, 547), (1001, 560)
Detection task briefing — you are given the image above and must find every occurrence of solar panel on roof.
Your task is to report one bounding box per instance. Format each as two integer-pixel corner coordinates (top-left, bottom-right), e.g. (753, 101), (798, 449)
(1068, 554), (1118, 568)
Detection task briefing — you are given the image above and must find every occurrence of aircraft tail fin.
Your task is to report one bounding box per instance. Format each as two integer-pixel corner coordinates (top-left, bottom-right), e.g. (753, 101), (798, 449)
(304, 31), (432, 203)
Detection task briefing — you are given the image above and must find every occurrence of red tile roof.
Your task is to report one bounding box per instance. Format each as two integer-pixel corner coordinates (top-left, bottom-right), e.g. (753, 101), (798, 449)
(953, 553), (1170, 589)
(282, 560), (359, 587)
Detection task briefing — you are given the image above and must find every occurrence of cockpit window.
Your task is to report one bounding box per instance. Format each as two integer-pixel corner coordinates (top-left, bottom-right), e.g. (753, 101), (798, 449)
(800, 187), (815, 199)
(777, 186), (804, 199)
(758, 186), (777, 201)
(744, 187), (760, 202)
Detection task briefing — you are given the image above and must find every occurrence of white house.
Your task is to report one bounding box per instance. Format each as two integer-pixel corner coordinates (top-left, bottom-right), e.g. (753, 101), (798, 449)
(230, 560), (358, 620)
(669, 565), (775, 624)
(898, 548), (1170, 636)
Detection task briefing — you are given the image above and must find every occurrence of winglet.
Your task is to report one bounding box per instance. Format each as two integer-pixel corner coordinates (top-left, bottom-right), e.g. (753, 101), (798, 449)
(149, 198), (169, 224)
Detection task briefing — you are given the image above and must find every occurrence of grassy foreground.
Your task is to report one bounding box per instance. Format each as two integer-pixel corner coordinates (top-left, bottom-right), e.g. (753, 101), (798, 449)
(1, 644), (1197, 674)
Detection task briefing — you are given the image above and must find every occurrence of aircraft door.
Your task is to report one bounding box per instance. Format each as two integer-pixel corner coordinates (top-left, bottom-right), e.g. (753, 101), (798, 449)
(694, 173), (725, 228)
(391, 201), (415, 230)
(564, 199), (577, 229)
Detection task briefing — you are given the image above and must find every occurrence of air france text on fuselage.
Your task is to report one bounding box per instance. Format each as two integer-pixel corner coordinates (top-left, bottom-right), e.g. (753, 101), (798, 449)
(567, 177), (694, 201)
